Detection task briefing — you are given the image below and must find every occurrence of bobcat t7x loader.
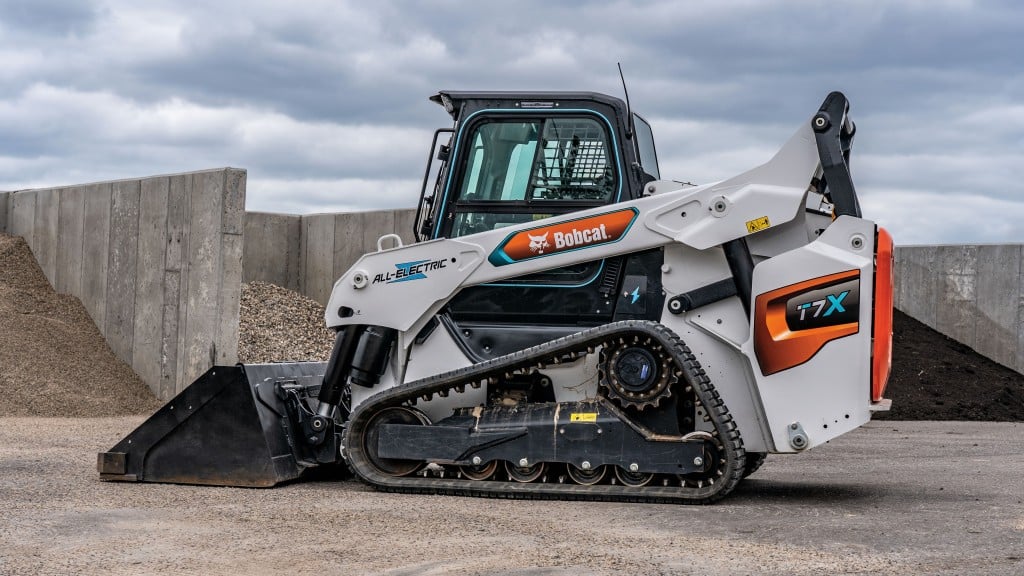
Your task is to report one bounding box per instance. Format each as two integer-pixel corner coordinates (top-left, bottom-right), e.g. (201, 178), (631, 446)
(100, 90), (894, 504)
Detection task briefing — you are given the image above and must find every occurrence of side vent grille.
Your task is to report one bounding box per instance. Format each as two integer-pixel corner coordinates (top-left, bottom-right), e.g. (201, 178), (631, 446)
(598, 258), (624, 296)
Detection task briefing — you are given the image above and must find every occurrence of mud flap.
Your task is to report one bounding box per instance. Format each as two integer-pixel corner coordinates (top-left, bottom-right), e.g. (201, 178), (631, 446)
(98, 362), (329, 487)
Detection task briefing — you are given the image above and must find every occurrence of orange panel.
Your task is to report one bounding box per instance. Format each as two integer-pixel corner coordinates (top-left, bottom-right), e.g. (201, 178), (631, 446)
(754, 270), (860, 376)
(490, 208), (637, 266)
(871, 228), (894, 402)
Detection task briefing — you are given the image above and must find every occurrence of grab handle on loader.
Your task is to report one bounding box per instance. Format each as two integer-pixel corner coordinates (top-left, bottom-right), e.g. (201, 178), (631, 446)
(377, 233), (403, 251)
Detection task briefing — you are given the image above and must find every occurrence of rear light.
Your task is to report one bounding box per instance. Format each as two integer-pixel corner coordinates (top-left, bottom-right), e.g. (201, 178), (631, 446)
(871, 227), (894, 402)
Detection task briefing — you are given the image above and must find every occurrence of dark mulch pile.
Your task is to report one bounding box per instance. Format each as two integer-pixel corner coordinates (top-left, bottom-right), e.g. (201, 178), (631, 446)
(876, 309), (1024, 421)
(0, 233), (160, 416)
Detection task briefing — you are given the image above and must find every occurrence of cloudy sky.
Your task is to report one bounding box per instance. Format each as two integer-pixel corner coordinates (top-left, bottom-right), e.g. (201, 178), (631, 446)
(0, 0), (1021, 244)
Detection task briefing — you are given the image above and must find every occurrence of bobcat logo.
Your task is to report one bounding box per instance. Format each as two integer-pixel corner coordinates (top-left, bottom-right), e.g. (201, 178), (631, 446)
(528, 232), (550, 254)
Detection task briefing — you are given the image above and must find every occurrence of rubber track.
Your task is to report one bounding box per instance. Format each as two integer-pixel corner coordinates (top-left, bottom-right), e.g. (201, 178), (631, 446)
(343, 320), (747, 504)
(742, 452), (768, 478)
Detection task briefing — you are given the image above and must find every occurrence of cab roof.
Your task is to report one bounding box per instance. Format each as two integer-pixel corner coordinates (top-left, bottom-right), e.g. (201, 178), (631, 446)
(430, 91), (629, 121)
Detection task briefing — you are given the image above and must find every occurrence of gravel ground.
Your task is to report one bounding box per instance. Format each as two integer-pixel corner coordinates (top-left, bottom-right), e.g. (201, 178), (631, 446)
(1, 418), (1021, 575)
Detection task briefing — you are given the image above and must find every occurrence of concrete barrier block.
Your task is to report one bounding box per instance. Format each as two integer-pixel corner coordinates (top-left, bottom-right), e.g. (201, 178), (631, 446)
(81, 184), (112, 329)
(215, 232), (243, 365)
(0, 191), (9, 233)
(105, 180), (141, 363)
(10, 191), (36, 245)
(303, 214), (336, 305)
(217, 165), (246, 368)
(360, 210), (396, 254)
(896, 245), (939, 328)
(283, 215), (303, 292)
(181, 170), (224, 386)
(297, 212), (307, 295)
(33, 188), (60, 285)
(892, 247), (902, 311)
(393, 208), (417, 245)
(1017, 252), (1024, 374)
(160, 270), (182, 400)
(221, 169), (246, 235)
(332, 212), (363, 287)
(165, 174), (191, 273)
(56, 186), (85, 295)
(167, 173), (193, 391)
(132, 177), (170, 392)
(243, 212), (301, 290)
(974, 245), (1020, 369)
(935, 245), (977, 348)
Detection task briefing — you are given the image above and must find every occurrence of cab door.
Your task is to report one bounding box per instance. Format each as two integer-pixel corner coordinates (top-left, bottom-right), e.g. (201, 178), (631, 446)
(438, 113), (622, 321)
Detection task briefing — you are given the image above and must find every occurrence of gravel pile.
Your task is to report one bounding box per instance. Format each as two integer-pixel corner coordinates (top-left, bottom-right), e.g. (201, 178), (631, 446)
(0, 233), (160, 416)
(237, 281), (335, 363)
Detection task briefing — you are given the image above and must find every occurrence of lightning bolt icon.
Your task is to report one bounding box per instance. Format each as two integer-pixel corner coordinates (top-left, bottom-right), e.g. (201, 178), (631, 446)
(629, 286), (640, 304)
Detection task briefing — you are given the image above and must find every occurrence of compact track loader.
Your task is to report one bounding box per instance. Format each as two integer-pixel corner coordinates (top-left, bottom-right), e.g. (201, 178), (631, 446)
(100, 90), (894, 503)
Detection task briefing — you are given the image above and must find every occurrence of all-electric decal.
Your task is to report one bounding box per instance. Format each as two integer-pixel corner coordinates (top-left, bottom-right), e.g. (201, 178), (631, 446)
(488, 208), (638, 266)
(373, 258), (450, 284)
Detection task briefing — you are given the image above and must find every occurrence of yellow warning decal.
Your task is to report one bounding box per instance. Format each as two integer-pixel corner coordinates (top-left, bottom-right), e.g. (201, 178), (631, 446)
(570, 413), (598, 422)
(745, 216), (771, 233)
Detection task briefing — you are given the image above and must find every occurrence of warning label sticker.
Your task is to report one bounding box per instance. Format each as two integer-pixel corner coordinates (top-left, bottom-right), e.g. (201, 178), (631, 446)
(570, 413), (598, 422)
(746, 216), (771, 233)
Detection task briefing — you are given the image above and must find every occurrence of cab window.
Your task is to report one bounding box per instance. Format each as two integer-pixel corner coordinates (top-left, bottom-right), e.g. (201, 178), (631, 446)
(633, 113), (660, 180)
(451, 116), (616, 238)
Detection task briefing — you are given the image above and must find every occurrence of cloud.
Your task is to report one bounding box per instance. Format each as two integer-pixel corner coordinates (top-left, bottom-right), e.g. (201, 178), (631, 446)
(247, 177), (421, 214)
(0, 0), (1021, 243)
(0, 83), (429, 198)
(862, 189), (1024, 245)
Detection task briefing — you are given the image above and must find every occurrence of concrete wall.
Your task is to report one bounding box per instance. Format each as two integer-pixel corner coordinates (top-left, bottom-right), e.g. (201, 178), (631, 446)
(894, 245), (1024, 373)
(0, 191), (9, 234)
(243, 208), (416, 305)
(243, 212), (302, 291)
(3, 169), (246, 400)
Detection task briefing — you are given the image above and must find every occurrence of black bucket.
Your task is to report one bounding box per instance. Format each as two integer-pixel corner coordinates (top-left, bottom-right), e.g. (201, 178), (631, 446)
(98, 362), (329, 488)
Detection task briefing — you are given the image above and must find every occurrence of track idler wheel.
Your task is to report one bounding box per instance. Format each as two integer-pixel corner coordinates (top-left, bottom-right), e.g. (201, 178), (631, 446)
(614, 466), (654, 487)
(566, 463), (607, 485)
(505, 461), (546, 483)
(677, 430), (730, 488)
(599, 335), (675, 410)
(363, 406), (429, 477)
(460, 460), (498, 481)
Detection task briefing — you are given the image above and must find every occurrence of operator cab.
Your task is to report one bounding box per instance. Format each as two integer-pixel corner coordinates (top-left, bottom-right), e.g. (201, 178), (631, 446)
(414, 91), (665, 361)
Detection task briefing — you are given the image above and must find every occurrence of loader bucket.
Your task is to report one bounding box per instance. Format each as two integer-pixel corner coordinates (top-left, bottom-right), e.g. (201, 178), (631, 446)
(98, 362), (328, 488)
